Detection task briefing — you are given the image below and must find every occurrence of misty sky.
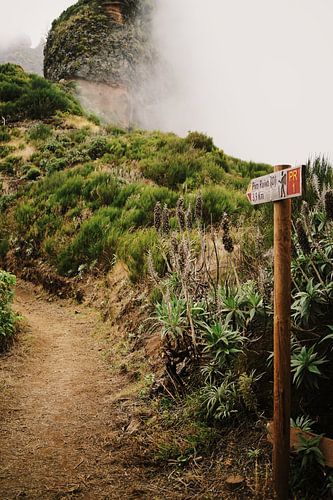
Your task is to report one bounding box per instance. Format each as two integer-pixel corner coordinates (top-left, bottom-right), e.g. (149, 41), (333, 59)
(1, 0), (333, 165)
(0, 0), (75, 46)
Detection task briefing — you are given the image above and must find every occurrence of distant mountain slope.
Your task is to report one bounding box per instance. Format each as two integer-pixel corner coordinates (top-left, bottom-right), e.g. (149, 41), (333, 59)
(0, 36), (44, 75)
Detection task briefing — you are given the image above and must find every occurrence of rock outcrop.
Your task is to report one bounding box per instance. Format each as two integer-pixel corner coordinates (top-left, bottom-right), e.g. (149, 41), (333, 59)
(44, 0), (154, 125)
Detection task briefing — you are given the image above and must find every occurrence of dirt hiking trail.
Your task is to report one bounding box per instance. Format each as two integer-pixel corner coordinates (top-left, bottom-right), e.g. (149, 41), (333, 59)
(0, 280), (157, 500)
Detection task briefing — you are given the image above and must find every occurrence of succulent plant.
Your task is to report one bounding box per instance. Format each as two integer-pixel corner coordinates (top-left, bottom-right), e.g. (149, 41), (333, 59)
(154, 201), (162, 231)
(185, 204), (193, 230)
(176, 197), (186, 231)
(194, 193), (203, 222)
(325, 190), (333, 220)
(221, 212), (234, 253)
(296, 219), (311, 255)
(161, 204), (170, 234)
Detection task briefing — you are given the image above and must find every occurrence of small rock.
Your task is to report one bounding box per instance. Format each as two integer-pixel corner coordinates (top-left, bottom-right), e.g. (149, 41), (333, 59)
(225, 475), (245, 490)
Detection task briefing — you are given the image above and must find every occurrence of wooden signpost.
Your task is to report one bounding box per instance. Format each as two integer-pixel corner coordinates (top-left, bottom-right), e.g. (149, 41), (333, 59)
(247, 164), (303, 499)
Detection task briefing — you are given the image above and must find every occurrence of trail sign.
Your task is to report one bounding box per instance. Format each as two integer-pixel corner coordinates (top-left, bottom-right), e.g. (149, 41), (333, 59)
(247, 165), (302, 205)
(247, 164), (303, 499)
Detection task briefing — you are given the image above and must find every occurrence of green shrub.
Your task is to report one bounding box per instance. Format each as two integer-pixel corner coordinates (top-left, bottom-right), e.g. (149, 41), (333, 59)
(0, 127), (10, 142)
(0, 145), (14, 158)
(82, 173), (120, 207)
(198, 161), (225, 184)
(230, 159), (272, 179)
(87, 113), (101, 126)
(43, 157), (68, 174)
(0, 270), (17, 351)
(25, 166), (42, 181)
(200, 376), (239, 421)
(43, 139), (65, 155)
(0, 155), (22, 175)
(68, 128), (90, 144)
(0, 126), (274, 285)
(0, 82), (24, 101)
(57, 209), (119, 274)
(118, 228), (162, 282)
(186, 131), (215, 152)
(28, 123), (53, 142)
(140, 154), (202, 189)
(202, 322), (245, 368)
(15, 203), (37, 230)
(53, 175), (85, 210)
(123, 185), (178, 227)
(0, 64), (82, 122)
(290, 433), (326, 498)
(87, 137), (111, 159)
(105, 125), (126, 136)
(291, 345), (327, 390)
(0, 194), (15, 213)
(106, 137), (128, 159)
(201, 185), (249, 223)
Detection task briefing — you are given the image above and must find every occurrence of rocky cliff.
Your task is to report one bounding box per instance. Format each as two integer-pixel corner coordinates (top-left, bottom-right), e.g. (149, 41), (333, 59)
(44, 0), (155, 125)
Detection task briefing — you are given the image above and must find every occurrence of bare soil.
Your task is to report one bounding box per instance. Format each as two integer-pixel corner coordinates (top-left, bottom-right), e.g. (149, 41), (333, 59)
(0, 280), (157, 499)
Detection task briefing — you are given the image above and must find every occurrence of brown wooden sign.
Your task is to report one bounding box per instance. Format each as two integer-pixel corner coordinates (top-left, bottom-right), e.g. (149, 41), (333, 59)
(247, 164), (303, 499)
(247, 165), (302, 205)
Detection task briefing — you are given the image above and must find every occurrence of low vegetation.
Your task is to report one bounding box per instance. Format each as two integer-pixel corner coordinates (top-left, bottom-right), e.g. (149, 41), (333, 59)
(147, 163), (333, 498)
(1, 65), (333, 497)
(0, 63), (82, 122)
(0, 69), (272, 281)
(0, 270), (17, 352)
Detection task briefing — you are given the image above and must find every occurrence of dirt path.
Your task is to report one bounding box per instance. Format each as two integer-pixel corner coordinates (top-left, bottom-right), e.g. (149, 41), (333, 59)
(0, 280), (153, 500)
(0, 279), (273, 500)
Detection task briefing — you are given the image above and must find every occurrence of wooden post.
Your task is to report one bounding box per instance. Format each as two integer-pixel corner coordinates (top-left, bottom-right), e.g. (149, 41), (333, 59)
(273, 165), (292, 499)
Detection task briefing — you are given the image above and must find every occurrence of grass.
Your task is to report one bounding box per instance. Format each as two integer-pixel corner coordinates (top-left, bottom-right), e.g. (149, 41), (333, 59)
(0, 119), (272, 280)
(0, 66), (273, 280)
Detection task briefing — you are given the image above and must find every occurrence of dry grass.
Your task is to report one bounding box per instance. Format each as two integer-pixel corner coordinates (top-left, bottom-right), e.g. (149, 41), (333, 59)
(62, 114), (101, 133)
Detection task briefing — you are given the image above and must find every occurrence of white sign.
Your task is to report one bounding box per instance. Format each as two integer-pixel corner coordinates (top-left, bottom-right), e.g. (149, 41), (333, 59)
(247, 166), (302, 205)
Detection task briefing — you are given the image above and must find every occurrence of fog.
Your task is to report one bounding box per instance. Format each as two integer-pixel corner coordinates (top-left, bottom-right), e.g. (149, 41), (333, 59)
(0, 34), (30, 50)
(142, 0), (333, 165)
(1, 0), (333, 165)
(0, 0), (76, 47)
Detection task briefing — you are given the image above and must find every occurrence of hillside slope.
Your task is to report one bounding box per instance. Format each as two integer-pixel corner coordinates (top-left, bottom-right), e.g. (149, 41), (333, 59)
(0, 67), (277, 497)
(0, 65), (272, 282)
(2, 64), (333, 499)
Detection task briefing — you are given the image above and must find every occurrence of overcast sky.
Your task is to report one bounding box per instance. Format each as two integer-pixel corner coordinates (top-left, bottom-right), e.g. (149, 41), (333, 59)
(152, 0), (333, 165)
(1, 0), (333, 165)
(0, 0), (75, 46)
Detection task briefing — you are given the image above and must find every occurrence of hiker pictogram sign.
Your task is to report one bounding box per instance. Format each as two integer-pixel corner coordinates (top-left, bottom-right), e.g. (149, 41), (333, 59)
(247, 165), (302, 205)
